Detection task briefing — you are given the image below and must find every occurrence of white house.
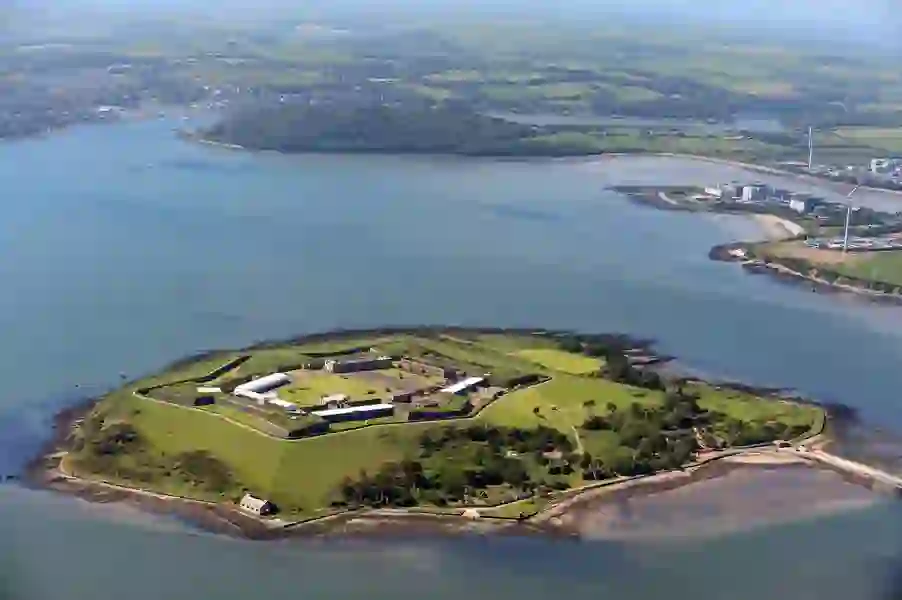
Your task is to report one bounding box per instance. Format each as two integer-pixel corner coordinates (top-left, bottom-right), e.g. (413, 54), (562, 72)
(239, 493), (273, 516)
(319, 393), (349, 406)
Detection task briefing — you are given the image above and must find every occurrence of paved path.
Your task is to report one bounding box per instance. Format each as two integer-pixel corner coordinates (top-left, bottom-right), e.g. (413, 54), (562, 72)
(571, 425), (584, 455)
(807, 450), (902, 489)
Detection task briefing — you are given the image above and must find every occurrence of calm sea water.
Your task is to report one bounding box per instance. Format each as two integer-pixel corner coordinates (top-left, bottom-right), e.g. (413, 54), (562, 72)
(3, 119), (902, 600)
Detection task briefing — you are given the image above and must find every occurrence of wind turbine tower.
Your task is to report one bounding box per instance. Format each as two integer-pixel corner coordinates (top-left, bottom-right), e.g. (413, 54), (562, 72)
(808, 126), (814, 171)
(842, 185), (860, 254)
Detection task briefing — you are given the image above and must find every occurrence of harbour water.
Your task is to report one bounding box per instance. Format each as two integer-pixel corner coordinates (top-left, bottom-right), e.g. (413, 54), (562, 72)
(3, 119), (902, 599)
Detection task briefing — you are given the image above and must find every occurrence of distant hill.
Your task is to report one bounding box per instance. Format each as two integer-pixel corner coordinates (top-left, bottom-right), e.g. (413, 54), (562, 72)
(198, 103), (603, 157)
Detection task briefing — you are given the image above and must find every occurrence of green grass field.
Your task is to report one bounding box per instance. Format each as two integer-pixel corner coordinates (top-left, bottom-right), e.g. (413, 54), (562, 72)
(834, 127), (902, 153)
(514, 349), (602, 374)
(478, 376), (658, 433)
(688, 383), (821, 428)
(278, 371), (385, 405)
(832, 251), (902, 287)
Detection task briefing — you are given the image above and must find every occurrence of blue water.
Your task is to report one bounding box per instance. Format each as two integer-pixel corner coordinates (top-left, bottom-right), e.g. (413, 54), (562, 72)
(3, 119), (902, 599)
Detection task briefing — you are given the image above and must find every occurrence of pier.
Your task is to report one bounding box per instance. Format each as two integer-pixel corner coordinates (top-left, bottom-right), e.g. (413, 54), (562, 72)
(802, 447), (902, 495)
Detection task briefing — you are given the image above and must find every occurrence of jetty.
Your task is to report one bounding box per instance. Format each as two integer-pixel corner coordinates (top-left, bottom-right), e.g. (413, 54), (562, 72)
(801, 447), (902, 495)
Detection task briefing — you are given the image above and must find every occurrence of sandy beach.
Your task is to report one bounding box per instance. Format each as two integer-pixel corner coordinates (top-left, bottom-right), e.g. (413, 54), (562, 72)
(553, 461), (879, 541)
(751, 213), (807, 240)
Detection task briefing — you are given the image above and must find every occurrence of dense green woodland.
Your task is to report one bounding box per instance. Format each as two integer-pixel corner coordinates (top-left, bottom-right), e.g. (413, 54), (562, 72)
(201, 103), (599, 156)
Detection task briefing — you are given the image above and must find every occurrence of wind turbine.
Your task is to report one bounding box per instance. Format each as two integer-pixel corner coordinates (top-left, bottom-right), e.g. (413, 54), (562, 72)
(842, 185), (860, 254)
(808, 126), (814, 171)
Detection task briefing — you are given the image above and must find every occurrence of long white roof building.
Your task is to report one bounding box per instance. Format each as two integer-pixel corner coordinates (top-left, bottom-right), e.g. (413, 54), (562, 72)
(439, 376), (485, 395)
(312, 404), (395, 418)
(234, 373), (291, 395)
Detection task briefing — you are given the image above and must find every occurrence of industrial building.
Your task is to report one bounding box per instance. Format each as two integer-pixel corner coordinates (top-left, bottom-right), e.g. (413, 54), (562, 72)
(789, 195), (819, 214)
(439, 376), (486, 396)
(740, 184), (766, 203)
(312, 403), (395, 423)
(323, 356), (393, 373)
(233, 372), (291, 405)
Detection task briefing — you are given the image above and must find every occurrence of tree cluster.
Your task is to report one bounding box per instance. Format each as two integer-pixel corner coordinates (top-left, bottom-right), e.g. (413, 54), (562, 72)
(579, 392), (702, 480)
(333, 424), (576, 509)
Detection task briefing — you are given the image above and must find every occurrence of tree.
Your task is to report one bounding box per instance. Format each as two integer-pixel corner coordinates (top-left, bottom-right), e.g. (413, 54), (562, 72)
(582, 415), (609, 431)
(558, 337), (583, 353)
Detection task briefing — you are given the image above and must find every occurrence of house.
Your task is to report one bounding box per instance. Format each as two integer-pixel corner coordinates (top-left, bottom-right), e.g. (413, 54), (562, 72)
(323, 356), (393, 373)
(319, 393), (349, 407)
(239, 493), (274, 516)
(439, 376), (485, 396)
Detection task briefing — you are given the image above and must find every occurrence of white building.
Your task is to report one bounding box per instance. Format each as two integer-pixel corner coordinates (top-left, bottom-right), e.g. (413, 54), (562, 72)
(741, 185), (765, 203)
(312, 403), (395, 422)
(319, 393), (349, 406)
(439, 376), (485, 396)
(239, 493), (273, 516)
(234, 373), (291, 405)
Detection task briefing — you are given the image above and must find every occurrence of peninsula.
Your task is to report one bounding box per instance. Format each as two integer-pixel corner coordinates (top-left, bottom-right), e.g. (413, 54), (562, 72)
(613, 181), (902, 302)
(191, 103), (605, 157)
(29, 327), (832, 538)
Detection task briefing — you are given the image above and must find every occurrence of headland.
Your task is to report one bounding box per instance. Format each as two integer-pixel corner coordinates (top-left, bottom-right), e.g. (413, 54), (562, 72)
(612, 180), (902, 304)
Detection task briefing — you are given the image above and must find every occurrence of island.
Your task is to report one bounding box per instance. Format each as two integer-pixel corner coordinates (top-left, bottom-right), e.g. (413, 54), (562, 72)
(27, 326), (844, 538)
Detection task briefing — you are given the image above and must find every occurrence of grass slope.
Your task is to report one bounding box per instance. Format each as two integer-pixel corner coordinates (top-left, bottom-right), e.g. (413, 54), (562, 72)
(515, 348), (602, 374)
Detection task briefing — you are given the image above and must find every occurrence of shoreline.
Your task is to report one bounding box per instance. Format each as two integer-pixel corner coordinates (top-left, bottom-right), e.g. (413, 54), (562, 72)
(19, 324), (848, 541)
(26, 435), (879, 542)
(709, 240), (902, 305)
